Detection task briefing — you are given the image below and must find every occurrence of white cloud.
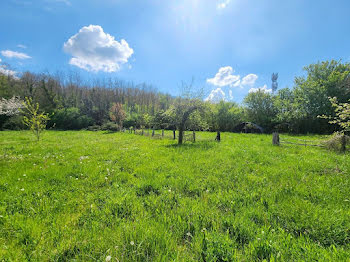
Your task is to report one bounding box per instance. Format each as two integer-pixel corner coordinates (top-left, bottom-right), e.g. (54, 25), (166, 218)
(64, 25), (133, 72)
(205, 87), (226, 103)
(207, 66), (240, 87)
(228, 90), (233, 100)
(241, 73), (258, 86)
(17, 44), (27, 49)
(0, 59), (18, 78)
(249, 84), (272, 93)
(1, 50), (31, 59)
(217, 0), (231, 9)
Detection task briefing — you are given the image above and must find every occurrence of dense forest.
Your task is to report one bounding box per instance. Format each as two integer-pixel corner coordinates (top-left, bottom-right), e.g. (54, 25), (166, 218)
(1, 60), (350, 134)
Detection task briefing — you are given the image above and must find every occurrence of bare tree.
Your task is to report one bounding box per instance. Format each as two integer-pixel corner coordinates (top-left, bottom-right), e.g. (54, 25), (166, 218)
(110, 102), (126, 130)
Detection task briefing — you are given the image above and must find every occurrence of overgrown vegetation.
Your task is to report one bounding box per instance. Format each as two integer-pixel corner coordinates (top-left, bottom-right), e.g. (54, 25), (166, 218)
(1, 131), (349, 261)
(1, 60), (350, 135)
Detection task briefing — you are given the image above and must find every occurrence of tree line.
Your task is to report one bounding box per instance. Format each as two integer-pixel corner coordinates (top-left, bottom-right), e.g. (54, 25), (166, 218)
(1, 60), (350, 137)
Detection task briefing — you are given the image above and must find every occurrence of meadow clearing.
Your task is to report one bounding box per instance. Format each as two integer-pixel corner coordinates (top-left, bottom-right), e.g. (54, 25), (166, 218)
(1, 131), (350, 261)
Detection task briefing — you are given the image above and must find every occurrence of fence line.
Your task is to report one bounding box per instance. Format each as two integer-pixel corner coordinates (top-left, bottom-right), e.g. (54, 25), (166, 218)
(273, 132), (326, 148)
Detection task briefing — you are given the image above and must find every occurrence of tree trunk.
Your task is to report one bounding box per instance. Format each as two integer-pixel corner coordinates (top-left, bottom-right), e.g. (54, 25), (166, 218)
(193, 130), (196, 142)
(341, 134), (346, 152)
(162, 129), (164, 137)
(173, 130), (176, 140)
(272, 132), (280, 146)
(215, 131), (221, 141)
(178, 126), (184, 144)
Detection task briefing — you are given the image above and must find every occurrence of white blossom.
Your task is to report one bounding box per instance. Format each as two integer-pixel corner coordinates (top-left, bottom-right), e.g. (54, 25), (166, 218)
(0, 96), (23, 116)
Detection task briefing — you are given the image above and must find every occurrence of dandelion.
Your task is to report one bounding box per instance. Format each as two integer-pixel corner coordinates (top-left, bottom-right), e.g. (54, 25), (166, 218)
(20, 188), (24, 191)
(130, 241), (134, 246)
(105, 255), (112, 262)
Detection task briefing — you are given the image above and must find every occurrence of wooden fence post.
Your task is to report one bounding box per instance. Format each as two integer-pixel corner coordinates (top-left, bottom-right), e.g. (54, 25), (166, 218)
(193, 130), (196, 142)
(341, 134), (346, 152)
(272, 132), (280, 146)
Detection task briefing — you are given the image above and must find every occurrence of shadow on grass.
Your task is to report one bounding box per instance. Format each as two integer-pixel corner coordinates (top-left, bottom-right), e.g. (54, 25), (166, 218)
(165, 140), (216, 150)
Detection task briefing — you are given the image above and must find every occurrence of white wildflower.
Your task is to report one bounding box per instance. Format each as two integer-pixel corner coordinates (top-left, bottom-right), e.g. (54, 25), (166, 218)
(105, 255), (112, 262)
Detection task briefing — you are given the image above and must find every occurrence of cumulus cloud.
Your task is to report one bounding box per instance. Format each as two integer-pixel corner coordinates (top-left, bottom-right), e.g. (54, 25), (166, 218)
(217, 0), (231, 9)
(207, 66), (240, 87)
(1, 50), (31, 59)
(63, 25), (134, 72)
(241, 74), (258, 86)
(249, 84), (272, 93)
(205, 87), (226, 103)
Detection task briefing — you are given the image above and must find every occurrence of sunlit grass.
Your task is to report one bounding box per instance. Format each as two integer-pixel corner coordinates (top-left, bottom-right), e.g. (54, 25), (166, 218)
(1, 131), (350, 261)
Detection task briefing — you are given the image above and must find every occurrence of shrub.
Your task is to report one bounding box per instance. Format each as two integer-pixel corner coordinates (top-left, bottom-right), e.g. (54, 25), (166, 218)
(50, 107), (93, 130)
(101, 122), (120, 132)
(322, 132), (350, 152)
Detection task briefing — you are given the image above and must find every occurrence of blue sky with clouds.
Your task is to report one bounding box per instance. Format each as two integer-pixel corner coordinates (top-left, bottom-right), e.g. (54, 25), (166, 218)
(1, 0), (350, 102)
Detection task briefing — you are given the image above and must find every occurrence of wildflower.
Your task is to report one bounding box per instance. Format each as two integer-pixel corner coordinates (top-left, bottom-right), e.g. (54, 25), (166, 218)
(105, 255), (112, 262)
(105, 177), (108, 180)
(20, 188), (24, 191)
(130, 241), (134, 246)
(23, 174), (26, 177)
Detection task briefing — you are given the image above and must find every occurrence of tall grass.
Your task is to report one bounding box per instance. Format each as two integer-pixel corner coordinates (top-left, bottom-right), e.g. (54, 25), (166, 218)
(1, 131), (349, 261)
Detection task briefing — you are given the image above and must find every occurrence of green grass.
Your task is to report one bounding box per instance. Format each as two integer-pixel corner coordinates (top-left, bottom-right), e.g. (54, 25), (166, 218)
(1, 131), (350, 261)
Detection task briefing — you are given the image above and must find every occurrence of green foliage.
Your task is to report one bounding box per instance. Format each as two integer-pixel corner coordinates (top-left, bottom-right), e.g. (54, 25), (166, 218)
(244, 90), (276, 131)
(319, 97), (350, 132)
(1, 131), (350, 260)
(101, 121), (120, 131)
(50, 107), (93, 130)
(208, 101), (243, 132)
(20, 97), (50, 141)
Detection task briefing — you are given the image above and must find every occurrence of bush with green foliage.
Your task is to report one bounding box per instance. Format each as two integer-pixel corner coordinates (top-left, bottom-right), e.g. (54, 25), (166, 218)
(50, 107), (93, 130)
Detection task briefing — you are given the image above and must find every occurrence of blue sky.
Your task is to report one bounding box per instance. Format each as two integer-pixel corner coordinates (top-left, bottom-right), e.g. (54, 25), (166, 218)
(1, 0), (350, 102)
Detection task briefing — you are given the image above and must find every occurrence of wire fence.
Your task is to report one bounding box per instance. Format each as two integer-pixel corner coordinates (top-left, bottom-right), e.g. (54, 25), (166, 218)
(272, 132), (326, 147)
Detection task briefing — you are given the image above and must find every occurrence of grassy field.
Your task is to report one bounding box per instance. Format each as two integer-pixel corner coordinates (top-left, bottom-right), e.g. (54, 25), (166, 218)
(1, 131), (350, 261)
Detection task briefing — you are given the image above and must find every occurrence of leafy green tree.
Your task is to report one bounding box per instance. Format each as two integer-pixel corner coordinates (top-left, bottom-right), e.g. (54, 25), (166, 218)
(208, 101), (243, 141)
(165, 97), (206, 144)
(21, 97), (50, 141)
(291, 60), (350, 133)
(319, 97), (350, 132)
(244, 90), (276, 131)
